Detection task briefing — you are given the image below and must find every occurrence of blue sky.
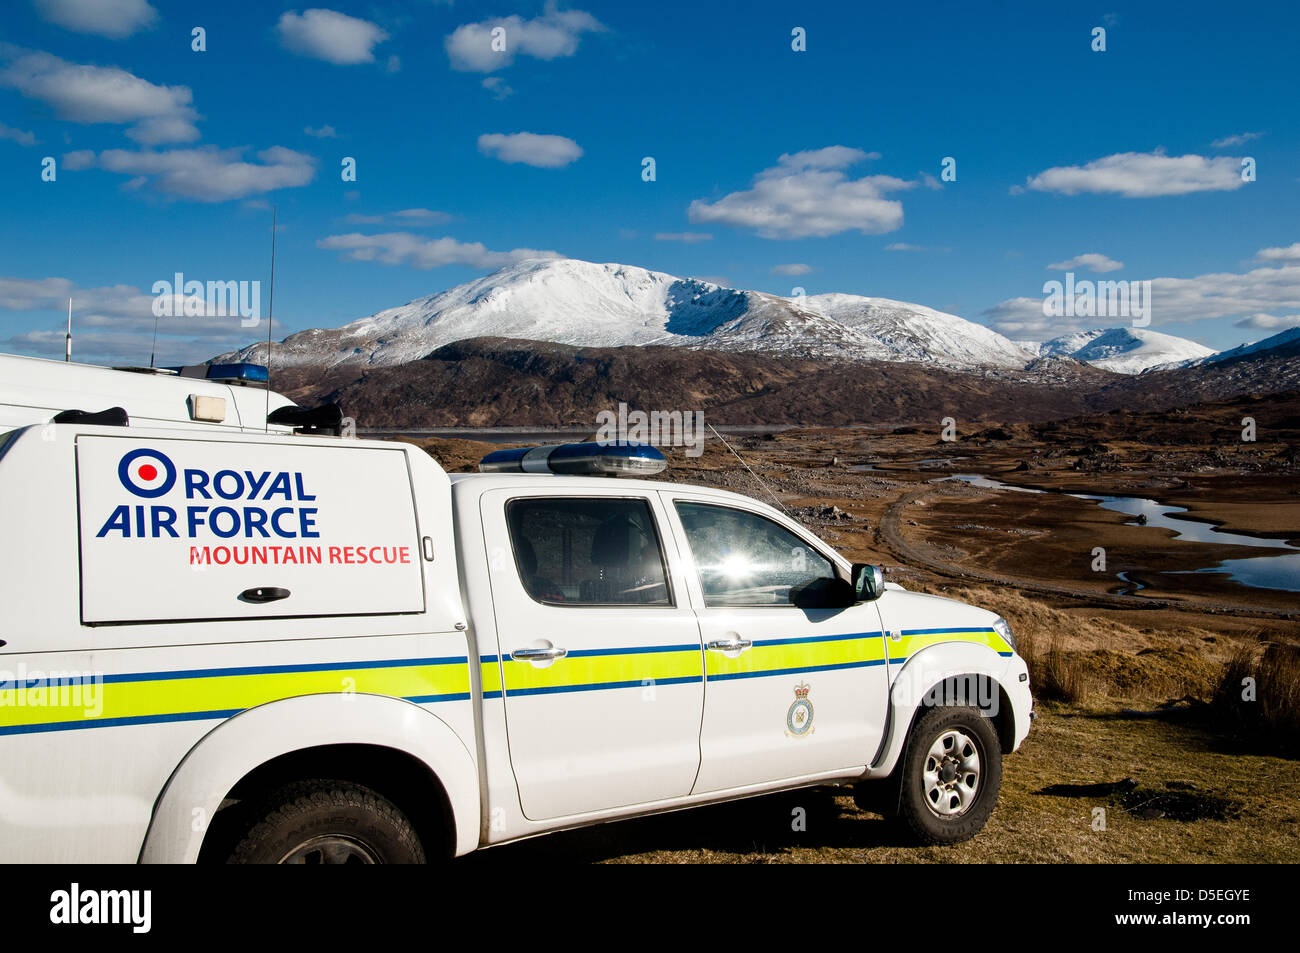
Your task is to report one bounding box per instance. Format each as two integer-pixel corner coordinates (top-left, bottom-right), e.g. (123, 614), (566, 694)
(1, 0), (1298, 366)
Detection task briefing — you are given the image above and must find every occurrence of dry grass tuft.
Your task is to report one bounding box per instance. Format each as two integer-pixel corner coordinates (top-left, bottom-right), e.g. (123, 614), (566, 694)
(1213, 640), (1300, 756)
(911, 583), (1223, 704)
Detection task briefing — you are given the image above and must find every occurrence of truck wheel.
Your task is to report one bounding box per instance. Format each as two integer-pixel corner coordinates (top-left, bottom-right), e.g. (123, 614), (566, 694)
(227, 780), (425, 864)
(896, 706), (1002, 845)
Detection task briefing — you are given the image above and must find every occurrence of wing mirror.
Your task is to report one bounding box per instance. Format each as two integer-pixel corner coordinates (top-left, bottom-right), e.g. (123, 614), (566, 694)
(851, 563), (886, 602)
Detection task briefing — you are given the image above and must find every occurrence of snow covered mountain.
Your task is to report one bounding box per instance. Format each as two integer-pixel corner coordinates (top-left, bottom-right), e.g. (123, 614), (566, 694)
(218, 258), (1035, 371)
(1017, 328), (1214, 374)
(1193, 327), (1300, 366)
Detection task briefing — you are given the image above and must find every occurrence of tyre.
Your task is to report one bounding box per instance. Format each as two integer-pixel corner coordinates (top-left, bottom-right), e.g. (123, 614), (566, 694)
(227, 780), (426, 864)
(895, 705), (1002, 845)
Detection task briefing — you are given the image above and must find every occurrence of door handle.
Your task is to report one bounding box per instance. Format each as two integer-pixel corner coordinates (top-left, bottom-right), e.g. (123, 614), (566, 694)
(240, 586), (290, 603)
(707, 637), (753, 652)
(511, 646), (569, 661)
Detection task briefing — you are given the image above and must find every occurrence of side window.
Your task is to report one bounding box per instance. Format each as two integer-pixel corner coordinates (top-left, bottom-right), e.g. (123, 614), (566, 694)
(506, 497), (672, 606)
(675, 501), (837, 607)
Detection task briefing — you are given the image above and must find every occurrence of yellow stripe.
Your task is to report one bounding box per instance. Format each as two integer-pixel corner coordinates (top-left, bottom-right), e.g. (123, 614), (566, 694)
(888, 629), (1011, 661)
(502, 648), (703, 693)
(705, 636), (887, 678)
(479, 659), (504, 696)
(0, 662), (469, 730)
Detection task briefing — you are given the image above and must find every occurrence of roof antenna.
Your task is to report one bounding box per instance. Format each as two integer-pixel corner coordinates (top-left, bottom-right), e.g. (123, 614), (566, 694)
(65, 297), (72, 363)
(264, 204), (276, 432)
(149, 310), (160, 369)
(707, 423), (791, 515)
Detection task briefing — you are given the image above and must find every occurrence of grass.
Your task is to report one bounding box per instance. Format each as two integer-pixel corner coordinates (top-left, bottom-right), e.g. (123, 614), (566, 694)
(1025, 634), (1093, 704)
(914, 583), (1229, 704)
(464, 699), (1300, 865)
(460, 582), (1299, 865)
(1212, 640), (1300, 756)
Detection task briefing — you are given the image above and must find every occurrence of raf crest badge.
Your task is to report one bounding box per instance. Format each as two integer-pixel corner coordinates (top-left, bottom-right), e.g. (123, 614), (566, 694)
(785, 682), (815, 737)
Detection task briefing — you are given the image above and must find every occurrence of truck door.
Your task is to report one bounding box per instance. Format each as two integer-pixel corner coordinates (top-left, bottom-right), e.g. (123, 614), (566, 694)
(664, 496), (891, 793)
(480, 489), (705, 820)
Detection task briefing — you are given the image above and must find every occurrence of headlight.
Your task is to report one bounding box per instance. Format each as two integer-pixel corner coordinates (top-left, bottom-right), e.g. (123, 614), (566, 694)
(992, 617), (1017, 653)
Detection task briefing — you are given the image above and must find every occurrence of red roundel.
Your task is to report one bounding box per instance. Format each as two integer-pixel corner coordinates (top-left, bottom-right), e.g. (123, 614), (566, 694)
(118, 448), (177, 497)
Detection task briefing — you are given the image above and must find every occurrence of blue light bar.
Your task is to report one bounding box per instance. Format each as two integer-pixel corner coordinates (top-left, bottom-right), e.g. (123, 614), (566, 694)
(479, 442), (667, 477)
(206, 363), (269, 383)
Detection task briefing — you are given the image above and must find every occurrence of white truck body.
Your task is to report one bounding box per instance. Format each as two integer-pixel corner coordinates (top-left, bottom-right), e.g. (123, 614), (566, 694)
(0, 422), (1032, 862)
(0, 352), (296, 435)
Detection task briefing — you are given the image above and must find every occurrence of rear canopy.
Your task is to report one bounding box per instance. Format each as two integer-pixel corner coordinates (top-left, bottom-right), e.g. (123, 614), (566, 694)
(76, 434), (426, 623)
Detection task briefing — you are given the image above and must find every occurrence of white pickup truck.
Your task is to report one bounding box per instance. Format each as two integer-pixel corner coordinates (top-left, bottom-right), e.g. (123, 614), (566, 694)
(0, 419), (1032, 863)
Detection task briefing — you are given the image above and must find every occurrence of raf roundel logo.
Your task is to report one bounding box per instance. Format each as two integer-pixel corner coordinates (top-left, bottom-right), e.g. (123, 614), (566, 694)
(786, 681), (815, 738)
(118, 448), (177, 498)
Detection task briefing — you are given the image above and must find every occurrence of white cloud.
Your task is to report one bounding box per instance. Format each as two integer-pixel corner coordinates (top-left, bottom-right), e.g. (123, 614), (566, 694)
(688, 147), (912, 239)
(128, 115), (200, 145)
(304, 124), (338, 138)
(61, 149), (95, 169)
(1256, 242), (1300, 262)
(316, 231), (561, 269)
(0, 49), (198, 143)
(0, 121), (37, 146)
(276, 9), (390, 65)
(1212, 132), (1262, 149)
(0, 276), (75, 311)
(477, 132), (582, 168)
(1234, 313), (1300, 330)
(654, 232), (711, 243)
(482, 76), (514, 99)
(1023, 151), (1247, 198)
(393, 208), (452, 222)
(73, 146), (316, 202)
(343, 208), (452, 225)
(1047, 252), (1123, 272)
(984, 261), (1300, 338)
(771, 263), (812, 276)
(446, 4), (605, 72)
(885, 242), (924, 252)
(33, 0), (157, 39)
(0, 275), (264, 366)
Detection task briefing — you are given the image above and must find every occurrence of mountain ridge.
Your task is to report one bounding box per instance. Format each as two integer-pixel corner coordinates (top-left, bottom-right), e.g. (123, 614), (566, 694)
(217, 257), (1271, 377)
(216, 258), (1032, 371)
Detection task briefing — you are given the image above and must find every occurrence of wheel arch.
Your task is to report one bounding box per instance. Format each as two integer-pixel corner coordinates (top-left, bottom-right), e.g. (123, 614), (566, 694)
(139, 693), (480, 863)
(867, 642), (1024, 779)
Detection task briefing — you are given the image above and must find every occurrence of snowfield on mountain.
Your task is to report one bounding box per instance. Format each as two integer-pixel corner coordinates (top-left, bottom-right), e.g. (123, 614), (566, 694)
(1018, 328), (1216, 375)
(217, 257), (1227, 376)
(218, 258), (1036, 370)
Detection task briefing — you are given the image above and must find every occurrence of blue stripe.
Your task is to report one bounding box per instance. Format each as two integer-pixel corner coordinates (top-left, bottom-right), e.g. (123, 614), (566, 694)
(901, 627), (995, 636)
(0, 656), (468, 692)
(0, 689), (475, 736)
(751, 631), (882, 648)
(0, 708), (244, 736)
(562, 643), (700, 659)
(504, 674), (701, 697)
(709, 658), (889, 681)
